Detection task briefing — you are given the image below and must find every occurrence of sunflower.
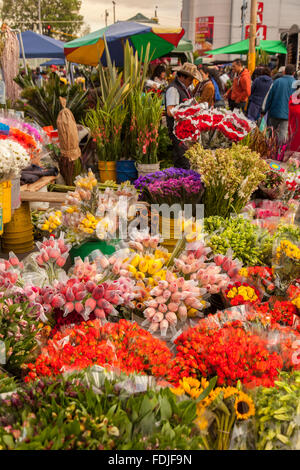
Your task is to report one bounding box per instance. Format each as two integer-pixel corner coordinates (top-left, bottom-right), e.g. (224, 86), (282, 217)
(223, 387), (240, 399)
(234, 392), (255, 420)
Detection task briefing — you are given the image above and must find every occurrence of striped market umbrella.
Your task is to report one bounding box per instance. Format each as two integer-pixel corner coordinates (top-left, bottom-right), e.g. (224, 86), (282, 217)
(64, 21), (185, 66)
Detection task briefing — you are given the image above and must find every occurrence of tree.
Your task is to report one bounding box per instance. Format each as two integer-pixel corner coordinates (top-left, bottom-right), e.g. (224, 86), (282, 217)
(1, 0), (84, 38)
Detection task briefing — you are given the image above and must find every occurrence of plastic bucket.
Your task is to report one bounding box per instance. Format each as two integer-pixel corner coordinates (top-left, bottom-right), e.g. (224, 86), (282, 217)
(11, 177), (21, 210)
(98, 161), (117, 183)
(116, 160), (138, 184)
(3, 202), (32, 233)
(69, 239), (120, 263)
(159, 216), (181, 253)
(1, 180), (12, 224)
(2, 241), (34, 254)
(136, 163), (160, 178)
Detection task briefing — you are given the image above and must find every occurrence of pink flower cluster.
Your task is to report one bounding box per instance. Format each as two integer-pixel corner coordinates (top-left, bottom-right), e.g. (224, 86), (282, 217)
(39, 276), (138, 322)
(174, 243), (241, 295)
(143, 270), (205, 337)
(35, 236), (70, 269)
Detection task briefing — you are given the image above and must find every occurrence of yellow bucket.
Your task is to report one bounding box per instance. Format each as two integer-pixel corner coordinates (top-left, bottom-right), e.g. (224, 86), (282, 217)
(2, 202), (34, 253)
(2, 241), (34, 254)
(98, 161), (117, 183)
(159, 216), (181, 253)
(0, 180), (12, 224)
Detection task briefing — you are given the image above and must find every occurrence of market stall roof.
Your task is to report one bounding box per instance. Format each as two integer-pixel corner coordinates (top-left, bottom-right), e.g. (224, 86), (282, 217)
(206, 39), (287, 56)
(127, 13), (158, 24)
(64, 21), (184, 66)
(40, 58), (66, 66)
(173, 38), (193, 53)
(18, 31), (65, 59)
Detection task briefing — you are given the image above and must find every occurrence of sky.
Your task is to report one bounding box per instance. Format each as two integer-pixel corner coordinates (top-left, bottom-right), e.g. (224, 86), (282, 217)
(80, 0), (182, 31)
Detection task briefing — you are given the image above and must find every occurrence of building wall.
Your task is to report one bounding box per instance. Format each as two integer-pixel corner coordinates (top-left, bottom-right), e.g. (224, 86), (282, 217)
(182, 0), (300, 60)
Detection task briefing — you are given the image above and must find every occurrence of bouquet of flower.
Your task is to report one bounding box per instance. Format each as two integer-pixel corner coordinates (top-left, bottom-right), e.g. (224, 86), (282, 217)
(142, 270), (207, 337)
(204, 216), (273, 266)
(0, 139), (30, 179)
(134, 167), (202, 198)
(141, 174), (204, 208)
(24, 319), (173, 382)
(272, 238), (300, 291)
(171, 376), (255, 450)
(186, 144), (268, 218)
(172, 102), (255, 148)
(38, 171), (138, 246)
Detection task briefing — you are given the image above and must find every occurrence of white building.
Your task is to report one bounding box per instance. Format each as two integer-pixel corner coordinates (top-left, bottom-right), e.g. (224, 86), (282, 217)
(181, 0), (300, 62)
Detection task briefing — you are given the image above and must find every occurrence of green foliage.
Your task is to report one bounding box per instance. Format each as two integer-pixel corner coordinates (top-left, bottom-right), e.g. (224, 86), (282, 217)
(0, 299), (41, 377)
(1, 0), (83, 37)
(14, 73), (88, 128)
(157, 126), (172, 166)
(0, 370), (204, 450)
(204, 216), (273, 266)
(252, 371), (300, 450)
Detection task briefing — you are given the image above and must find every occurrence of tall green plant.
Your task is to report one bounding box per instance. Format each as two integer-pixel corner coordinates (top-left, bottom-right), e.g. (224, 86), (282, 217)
(132, 91), (163, 164)
(85, 102), (127, 161)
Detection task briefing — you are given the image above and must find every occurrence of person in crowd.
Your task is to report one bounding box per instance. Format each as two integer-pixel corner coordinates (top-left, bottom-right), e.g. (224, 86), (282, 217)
(224, 59), (251, 112)
(33, 67), (43, 87)
(165, 62), (201, 169)
(193, 65), (215, 107)
(286, 70), (300, 157)
(151, 64), (168, 87)
(272, 66), (285, 81)
(247, 67), (272, 122)
(208, 67), (225, 108)
(263, 64), (296, 144)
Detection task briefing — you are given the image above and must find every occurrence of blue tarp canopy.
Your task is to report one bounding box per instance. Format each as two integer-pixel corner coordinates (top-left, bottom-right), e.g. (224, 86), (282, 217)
(18, 31), (65, 59)
(40, 58), (66, 66)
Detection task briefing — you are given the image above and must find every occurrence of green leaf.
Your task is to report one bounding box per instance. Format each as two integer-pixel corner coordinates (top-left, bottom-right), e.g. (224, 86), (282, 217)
(3, 434), (14, 449)
(159, 396), (172, 421)
(195, 376), (218, 403)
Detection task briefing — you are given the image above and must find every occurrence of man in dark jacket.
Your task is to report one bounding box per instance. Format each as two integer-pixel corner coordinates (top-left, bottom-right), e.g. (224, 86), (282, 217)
(247, 67), (272, 121)
(165, 62), (201, 169)
(264, 64), (296, 144)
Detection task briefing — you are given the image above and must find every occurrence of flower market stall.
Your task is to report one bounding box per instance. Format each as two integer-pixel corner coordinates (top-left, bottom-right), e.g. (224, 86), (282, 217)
(0, 36), (299, 453)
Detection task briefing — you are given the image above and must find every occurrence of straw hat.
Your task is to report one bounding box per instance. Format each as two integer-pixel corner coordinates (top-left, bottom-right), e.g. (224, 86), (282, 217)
(173, 62), (202, 81)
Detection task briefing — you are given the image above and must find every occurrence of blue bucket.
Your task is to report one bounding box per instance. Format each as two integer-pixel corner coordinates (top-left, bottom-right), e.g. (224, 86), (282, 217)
(116, 160), (138, 184)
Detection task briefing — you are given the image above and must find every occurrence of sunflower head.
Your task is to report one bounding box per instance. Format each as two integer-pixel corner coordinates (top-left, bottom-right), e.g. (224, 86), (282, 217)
(234, 392), (255, 420)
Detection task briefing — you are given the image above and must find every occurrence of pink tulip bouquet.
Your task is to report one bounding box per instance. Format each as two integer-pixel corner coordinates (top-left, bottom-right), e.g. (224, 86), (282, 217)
(142, 270), (206, 337)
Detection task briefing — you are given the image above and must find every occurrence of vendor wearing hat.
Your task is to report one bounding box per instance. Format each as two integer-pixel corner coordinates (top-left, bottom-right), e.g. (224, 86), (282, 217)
(165, 63), (201, 169)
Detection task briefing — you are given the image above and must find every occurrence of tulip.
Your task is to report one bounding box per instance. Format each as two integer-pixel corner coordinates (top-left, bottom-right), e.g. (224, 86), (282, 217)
(92, 285), (104, 300)
(42, 251), (49, 263)
(153, 312), (164, 323)
(149, 322), (159, 333)
(56, 256), (66, 267)
(144, 307), (156, 317)
(168, 302), (179, 313)
(9, 255), (19, 267)
(75, 290), (86, 301)
(64, 302), (75, 316)
(94, 308), (106, 319)
(158, 303), (168, 313)
(171, 292), (182, 303)
(166, 311), (177, 326)
(214, 255), (224, 266)
(162, 290), (171, 301)
(48, 248), (60, 260)
(66, 288), (75, 302)
(178, 305), (187, 321)
(51, 295), (65, 309)
(160, 319), (169, 337)
(75, 302), (84, 314)
(86, 280), (96, 293)
(85, 297), (96, 314)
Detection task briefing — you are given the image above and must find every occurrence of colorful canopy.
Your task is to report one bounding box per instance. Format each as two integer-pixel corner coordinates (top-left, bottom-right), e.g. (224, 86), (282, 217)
(64, 21), (184, 66)
(18, 31), (65, 59)
(206, 39), (287, 56)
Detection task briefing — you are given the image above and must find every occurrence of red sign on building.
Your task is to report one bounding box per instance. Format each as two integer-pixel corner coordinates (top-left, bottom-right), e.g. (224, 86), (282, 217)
(195, 16), (214, 56)
(245, 24), (267, 40)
